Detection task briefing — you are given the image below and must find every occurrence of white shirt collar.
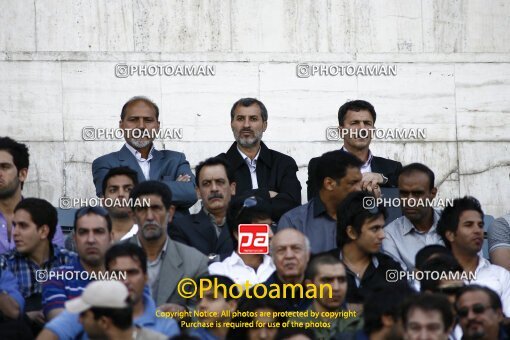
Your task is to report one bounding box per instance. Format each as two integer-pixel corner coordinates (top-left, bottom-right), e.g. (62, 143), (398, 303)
(341, 146), (373, 170)
(125, 143), (155, 162)
(237, 145), (260, 163)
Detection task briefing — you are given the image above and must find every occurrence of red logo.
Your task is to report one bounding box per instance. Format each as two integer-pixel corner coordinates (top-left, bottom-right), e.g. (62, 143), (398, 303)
(238, 224), (269, 254)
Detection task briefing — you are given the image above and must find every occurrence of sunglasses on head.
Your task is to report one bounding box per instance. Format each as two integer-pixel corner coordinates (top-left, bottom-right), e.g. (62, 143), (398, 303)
(75, 206), (109, 219)
(457, 303), (492, 318)
(235, 197), (258, 219)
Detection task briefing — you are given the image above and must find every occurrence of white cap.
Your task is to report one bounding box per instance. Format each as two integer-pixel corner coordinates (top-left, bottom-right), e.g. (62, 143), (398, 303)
(65, 280), (129, 314)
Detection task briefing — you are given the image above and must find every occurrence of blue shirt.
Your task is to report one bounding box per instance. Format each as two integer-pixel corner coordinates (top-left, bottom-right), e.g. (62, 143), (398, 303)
(45, 288), (179, 339)
(0, 266), (25, 312)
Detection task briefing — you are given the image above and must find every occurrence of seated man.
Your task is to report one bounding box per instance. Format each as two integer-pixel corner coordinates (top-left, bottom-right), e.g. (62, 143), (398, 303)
(278, 151), (363, 253)
(330, 191), (405, 311)
(92, 96), (197, 213)
(436, 196), (510, 316)
(67, 280), (168, 340)
(456, 285), (508, 340)
(292, 254), (362, 340)
(0, 137), (64, 254)
(307, 100), (402, 200)
(43, 206), (112, 320)
(0, 198), (76, 332)
(382, 163), (444, 270)
(488, 213), (510, 270)
(127, 180), (209, 310)
(38, 243), (180, 339)
(189, 275), (239, 339)
(208, 195), (275, 284)
(170, 157), (236, 259)
(401, 293), (453, 340)
(218, 97), (301, 221)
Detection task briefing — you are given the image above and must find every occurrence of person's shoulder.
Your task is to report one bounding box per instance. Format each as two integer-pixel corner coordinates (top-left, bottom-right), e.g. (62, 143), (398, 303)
(372, 155), (402, 167)
(279, 202), (309, 222)
(156, 149), (187, 160)
(137, 327), (169, 340)
(384, 216), (405, 233)
(375, 252), (403, 269)
(92, 149), (122, 163)
(265, 146), (297, 164)
(171, 239), (207, 259)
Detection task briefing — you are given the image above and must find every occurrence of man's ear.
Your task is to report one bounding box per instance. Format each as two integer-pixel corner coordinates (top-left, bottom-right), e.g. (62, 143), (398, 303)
(195, 186), (202, 200)
(228, 299), (238, 313)
(230, 182), (236, 196)
(168, 205), (176, 224)
(323, 177), (337, 191)
(18, 168), (28, 183)
(381, 314), (395, 328)
(346, 225), (358, 241)
(430, 187), (438, 198)
(445, 230), (455, 244)
(39, 224), (50, 240)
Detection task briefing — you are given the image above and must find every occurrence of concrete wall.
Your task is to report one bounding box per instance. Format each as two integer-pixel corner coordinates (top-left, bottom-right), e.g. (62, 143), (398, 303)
(0, 0), (509, 216)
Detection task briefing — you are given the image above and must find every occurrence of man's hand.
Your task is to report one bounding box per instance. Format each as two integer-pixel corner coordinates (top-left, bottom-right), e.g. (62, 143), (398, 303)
(26, 310), (46, 325)
(361, 172), (384, 198)
(158, 303), (186, 313)
(176, 174), (191, 182)
(269, 191), (279, 198)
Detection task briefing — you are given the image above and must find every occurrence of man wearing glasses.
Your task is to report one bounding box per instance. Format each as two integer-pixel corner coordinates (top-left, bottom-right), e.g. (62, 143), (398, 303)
(456, 285), (508, 340)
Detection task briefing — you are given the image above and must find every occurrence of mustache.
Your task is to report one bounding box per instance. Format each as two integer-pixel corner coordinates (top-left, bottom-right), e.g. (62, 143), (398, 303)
(142, 221), (161, 229)
(208, 192), (224, 200)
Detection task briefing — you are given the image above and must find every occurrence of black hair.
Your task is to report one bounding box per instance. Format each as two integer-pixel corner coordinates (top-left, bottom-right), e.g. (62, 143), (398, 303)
(337, 191), (387, 248)
(195, 157), (235, 187)
(129, 180), (173, 210)
(89, 300), (133, 330)
(455, 285), (502, 311)
(0, 137), (30, 190)
(401, 293), (454, 332)
(230, 98), (268, 122)
(315, 150), (363, 190)
(338, 100), (376, 126)
(275, 327), (316, 340)
(73, 206), (112, 233)
(101, 166), (139, 196)
(436, 196), (484, 249)
(226, 194), (272, 249)
(419, 254), (463, 292)
(398, 163), (435, 190)
(364, 285), (415, 334)
(14, 198), (57, 245)
(105, 243), (148, 274)
(120, 96), (159, 120)
(415, 245), (452, 271)
(199, 275), (239, 301)
(305, 254), (344, 280)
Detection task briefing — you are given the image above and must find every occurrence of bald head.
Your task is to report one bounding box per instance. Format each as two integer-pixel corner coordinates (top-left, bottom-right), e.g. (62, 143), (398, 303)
(271, 229), (310, 284)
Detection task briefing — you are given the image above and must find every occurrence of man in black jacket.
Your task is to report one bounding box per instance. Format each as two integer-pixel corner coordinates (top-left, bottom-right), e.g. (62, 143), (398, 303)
(307, 100), (402, 200)
(218, 98), (301, 221)
(169, 157), (235, 260)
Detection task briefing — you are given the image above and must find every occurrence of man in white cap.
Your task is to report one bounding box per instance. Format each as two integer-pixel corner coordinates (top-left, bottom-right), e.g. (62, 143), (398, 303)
(66, 280), (167, 340)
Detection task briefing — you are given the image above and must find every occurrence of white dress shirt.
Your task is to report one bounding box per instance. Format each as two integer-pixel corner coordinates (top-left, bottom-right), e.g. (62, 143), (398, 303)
(120, 224), (139, 241)
(342, 146), (373, 173)
(237, 146), (261, 189)
(208, 252), (275, 286)
(125, 143), (155, 180)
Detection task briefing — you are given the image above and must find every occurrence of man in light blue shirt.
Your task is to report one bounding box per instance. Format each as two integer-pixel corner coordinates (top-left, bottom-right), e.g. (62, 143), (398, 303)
(382, 163), (444, 270)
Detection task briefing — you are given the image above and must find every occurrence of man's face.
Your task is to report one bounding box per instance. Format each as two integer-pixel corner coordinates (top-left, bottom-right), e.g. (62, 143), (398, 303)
(103, 174), (136, 218)
(231, 104), (267, 148)
(351, 214), (385, 254)
(404, 308), (449, 340)
(133, 194), (171, 241)
(341, 110), (374, 151)
(447, 210), (484, 255)
(79, 309), (105, 338)
(108, 255), (147, 305)
(0, 150), (26, 199)
(271, 230), (310, 283)
(247, 307), (278, 340)
(74, 213), (112, 267)
(327, 166), (362, 205)
(197, 290), (235, 324)
(399, 172), (437, 223)
(311, 263), (347, 311)
(119, 100), (160, 149)
(197, 165), (235, 214)
(457, 291), (503, 340)
(12, 209), (49, 255)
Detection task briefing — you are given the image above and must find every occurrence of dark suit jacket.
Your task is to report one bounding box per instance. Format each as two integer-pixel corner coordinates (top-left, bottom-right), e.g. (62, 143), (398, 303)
(169, 209), (233, 257)
(92, 145), (197, 209)
(218, 142), (301, 221)
(306, 149), (402, 200)
(127, 236), (209, 307)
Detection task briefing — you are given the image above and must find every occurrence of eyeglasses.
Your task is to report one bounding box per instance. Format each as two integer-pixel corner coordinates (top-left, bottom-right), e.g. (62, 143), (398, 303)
(457, 303), (492, 318)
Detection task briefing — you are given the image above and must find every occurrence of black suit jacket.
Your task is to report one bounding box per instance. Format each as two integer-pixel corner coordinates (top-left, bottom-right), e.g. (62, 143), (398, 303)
(218, 142), (301, 221)
(306, 149), (402, 200)
(169, 209), (233, 257)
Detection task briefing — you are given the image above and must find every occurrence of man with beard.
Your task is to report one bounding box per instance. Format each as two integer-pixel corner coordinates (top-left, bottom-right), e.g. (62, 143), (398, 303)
(437, 196), (510, 316)
(169, 157), (236, 259)
(218, 98), (301, 221)
(127, 181), (208, 312)
(292, 254), (362, 340)
(307, 100), (402, 200)
(92, 96), (196, 213)
(382, 163), (444, 270)
(0, 137), (64, 254)
(42, 206), (113, 320)
(455, 285), (509, 340)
